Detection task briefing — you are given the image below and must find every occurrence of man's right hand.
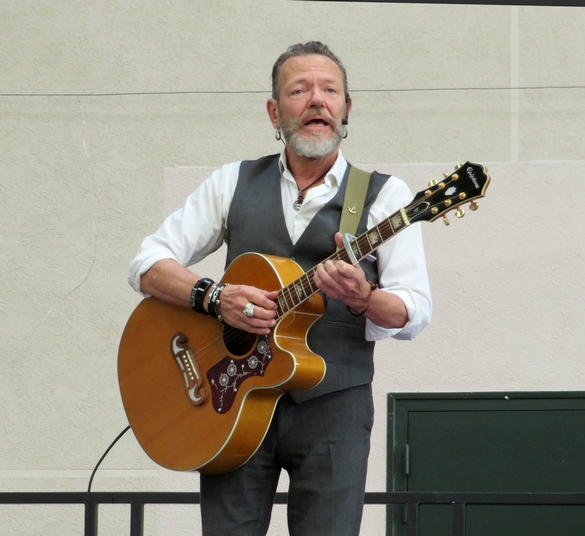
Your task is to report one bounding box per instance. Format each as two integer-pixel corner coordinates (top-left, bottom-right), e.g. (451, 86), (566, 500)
(215, 284), (278, 335)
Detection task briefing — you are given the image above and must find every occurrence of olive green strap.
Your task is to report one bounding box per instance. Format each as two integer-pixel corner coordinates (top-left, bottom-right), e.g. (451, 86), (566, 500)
(338, 165), (372, 237)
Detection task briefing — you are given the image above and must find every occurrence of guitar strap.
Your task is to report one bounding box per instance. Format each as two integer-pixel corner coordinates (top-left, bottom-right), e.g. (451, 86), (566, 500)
(338, 164), (372, 237)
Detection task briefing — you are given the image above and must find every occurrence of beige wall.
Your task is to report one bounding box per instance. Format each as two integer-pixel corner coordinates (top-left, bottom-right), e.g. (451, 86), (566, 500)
(1, 1), (584, 534)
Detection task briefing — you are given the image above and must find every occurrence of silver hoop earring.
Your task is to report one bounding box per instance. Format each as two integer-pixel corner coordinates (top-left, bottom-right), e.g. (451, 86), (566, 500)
(342, 126), (348, 139)
(275, 128), (282, 141)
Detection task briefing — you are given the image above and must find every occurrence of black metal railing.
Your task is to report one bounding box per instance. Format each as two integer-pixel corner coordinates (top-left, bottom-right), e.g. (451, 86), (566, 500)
(3, 491), (585, 536)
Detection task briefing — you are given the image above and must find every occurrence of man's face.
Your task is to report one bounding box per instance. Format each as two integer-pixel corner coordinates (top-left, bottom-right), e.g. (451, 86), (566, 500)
(268, 54), (349, 159)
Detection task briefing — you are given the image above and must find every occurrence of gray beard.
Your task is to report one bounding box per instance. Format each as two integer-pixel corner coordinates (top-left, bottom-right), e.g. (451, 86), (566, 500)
(280, 113), (344, 159)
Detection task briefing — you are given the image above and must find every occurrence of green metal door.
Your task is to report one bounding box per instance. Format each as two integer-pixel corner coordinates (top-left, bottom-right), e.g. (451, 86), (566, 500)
(387, 392), (585, 536)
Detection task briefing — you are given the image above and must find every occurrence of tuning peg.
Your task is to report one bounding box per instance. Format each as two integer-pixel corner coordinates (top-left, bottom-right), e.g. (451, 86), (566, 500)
(455, 208), (465, 218)
(470, 201), (479, 211)
(455, 163), (463, 170)
(428, 179), (438, 187)
(443, 215), (450, 226)
(443, 172), (450, 178)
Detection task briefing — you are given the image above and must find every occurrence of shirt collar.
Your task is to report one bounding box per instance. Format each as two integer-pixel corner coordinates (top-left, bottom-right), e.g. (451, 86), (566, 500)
(278, 147), (348, 188)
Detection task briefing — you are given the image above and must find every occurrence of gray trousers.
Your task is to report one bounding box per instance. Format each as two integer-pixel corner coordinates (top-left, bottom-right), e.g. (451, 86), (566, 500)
(200, 383), (374, 536)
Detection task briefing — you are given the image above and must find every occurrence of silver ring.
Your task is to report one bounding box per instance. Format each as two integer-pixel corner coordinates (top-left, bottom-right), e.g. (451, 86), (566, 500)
(243, 302), (255, 318)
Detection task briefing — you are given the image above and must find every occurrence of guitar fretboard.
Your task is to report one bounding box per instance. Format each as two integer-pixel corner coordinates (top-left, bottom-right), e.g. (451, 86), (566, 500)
(274, 208), (410, 319)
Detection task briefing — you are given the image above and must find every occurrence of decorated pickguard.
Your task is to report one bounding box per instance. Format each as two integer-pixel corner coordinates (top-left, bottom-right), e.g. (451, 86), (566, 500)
(207, 335), (273, 414)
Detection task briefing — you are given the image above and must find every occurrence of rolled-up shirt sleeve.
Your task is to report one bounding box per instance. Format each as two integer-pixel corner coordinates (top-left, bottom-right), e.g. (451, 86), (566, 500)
(365, 176), (432, 341)
(127, 162), (240, 296)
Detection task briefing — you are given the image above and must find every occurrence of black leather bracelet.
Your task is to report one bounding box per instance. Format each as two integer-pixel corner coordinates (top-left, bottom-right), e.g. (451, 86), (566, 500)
(190, 277), (215, 314)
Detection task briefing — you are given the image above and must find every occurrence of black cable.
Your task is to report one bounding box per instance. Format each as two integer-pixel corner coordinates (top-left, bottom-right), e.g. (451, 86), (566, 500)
(87, 425), (131, 493)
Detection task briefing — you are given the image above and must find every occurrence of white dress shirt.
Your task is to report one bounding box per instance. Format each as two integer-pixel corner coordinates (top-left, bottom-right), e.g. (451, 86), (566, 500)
(128, 149), (432, 341)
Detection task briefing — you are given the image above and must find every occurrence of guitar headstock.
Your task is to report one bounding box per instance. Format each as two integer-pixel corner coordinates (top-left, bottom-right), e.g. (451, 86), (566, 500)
(406, 162), (491, 225)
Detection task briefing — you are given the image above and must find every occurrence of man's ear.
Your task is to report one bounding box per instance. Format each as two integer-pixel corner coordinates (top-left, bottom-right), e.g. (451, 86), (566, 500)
(266, 99), (280, 128)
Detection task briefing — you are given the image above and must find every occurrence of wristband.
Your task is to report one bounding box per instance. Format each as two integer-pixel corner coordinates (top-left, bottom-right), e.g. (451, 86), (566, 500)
(207, 283), (229, 320)
(347, 281), (377, 317)
(190, 277), (215, 314)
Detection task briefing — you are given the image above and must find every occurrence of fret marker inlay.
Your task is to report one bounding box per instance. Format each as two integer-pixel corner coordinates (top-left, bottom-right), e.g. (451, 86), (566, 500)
(390, 214), (403, 231)
(295, 283), (305, 299)
(368, 229), (381, 245)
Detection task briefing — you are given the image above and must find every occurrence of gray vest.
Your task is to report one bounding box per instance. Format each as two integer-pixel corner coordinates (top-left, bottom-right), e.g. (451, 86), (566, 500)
(225, 154), (389, 401)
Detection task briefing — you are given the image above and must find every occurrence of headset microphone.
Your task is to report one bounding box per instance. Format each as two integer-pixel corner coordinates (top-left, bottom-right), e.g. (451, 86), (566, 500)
(341, 93), (350, 126)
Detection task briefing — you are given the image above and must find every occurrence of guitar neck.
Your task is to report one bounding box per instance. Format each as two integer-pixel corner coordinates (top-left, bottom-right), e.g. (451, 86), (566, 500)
(274, 208), (409, 319)
(274, 161), (491, 320)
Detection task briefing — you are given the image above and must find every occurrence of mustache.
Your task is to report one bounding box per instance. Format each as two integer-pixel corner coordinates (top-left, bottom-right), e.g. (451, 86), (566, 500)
(302, 108), (335, 123)
(282, 108), (339, 130)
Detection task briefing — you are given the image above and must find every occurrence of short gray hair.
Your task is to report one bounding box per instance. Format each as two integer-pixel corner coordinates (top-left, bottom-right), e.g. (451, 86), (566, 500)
(271, 41), (349, 100)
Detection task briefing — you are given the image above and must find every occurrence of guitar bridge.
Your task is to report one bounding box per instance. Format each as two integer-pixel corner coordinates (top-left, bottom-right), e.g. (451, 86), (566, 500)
(170, 333), (207, 406)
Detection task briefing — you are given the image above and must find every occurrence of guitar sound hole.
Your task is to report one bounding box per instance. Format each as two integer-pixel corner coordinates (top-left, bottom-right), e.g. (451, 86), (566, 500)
(223, 326), (257, 357)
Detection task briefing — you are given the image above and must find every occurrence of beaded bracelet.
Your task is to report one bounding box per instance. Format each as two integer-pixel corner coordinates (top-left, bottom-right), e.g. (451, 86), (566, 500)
(347, 281), (378, 317)
(207, 283), (229, 321)
(190, 277), (215, 315)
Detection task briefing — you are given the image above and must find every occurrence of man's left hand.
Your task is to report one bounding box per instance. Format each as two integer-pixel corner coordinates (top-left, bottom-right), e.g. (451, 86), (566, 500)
(313, 232), (372, 312)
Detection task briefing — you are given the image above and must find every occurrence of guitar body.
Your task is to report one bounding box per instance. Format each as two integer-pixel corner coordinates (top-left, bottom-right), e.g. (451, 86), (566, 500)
(118, 161), (491, 474)
(118, 252), (326, 473)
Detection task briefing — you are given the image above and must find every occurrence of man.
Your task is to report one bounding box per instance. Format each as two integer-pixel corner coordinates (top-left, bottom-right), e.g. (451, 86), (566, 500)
(128, 41), (431, 536)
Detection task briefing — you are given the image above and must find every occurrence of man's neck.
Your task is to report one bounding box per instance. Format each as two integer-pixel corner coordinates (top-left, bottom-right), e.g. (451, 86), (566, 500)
(285, 147), (339, 186)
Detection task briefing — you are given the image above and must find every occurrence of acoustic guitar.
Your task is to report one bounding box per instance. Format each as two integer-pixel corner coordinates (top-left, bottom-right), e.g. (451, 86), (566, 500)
(118, 162), (491, 473)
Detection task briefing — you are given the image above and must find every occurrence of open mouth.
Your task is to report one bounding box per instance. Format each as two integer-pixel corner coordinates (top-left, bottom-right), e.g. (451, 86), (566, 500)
(304, 117), (330, 127)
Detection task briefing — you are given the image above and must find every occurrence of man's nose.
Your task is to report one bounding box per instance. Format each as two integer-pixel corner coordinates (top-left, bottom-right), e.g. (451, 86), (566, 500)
(308, 87), (325, 107)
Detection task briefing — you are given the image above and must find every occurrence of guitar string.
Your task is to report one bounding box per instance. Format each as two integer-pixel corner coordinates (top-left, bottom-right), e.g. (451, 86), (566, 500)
(185, 222), (389, 362)
(254, 176), (442, 321)
(192, 264), (335, 358)
(186, 275), (324, 368)
(282, 172), (462, 319)
(187, 171), (467, 368)
(222, 172), (460, 349)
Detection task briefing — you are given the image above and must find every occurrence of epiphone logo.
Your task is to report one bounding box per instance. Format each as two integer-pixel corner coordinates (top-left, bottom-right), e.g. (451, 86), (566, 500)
(466, 166), (480, 189)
